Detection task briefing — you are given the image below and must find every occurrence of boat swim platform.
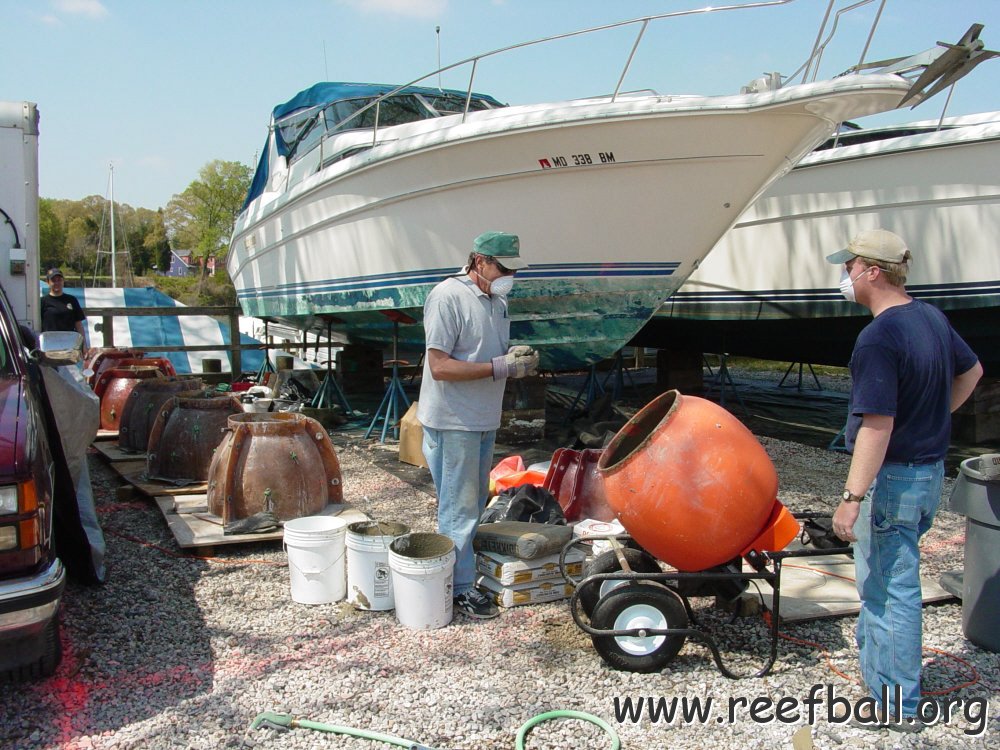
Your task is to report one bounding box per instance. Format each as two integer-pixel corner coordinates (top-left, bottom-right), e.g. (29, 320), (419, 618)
(95, 446), (366, 554)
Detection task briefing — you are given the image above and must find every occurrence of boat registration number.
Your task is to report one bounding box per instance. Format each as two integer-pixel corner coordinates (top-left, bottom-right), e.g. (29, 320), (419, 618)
(539, 152), (615, 169)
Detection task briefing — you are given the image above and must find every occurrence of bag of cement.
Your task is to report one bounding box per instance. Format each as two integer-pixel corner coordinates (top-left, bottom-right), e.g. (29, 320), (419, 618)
(473, 521), (572, 560)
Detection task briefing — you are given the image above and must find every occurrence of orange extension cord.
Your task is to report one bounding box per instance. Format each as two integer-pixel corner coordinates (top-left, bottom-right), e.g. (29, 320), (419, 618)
(764, 563), (981, 695)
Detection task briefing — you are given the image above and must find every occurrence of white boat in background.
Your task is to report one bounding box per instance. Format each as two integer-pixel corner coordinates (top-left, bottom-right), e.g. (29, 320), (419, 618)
(227, 0), (992, 371)
(648, 110), (1000, 372)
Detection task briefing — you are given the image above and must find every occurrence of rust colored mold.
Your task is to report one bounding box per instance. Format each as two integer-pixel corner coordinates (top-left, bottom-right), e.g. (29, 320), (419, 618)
(206, 412), (344, 523)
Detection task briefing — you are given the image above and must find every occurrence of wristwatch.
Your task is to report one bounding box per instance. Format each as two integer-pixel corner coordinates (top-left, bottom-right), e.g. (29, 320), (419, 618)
(842, 490), (863, 504)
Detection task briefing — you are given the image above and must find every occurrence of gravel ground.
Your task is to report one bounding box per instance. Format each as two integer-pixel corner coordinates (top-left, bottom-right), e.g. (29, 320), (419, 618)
(1, 384), (998, 750)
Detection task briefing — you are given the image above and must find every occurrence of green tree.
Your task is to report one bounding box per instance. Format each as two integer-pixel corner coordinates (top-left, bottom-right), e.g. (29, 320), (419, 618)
(38, 198), (66, 269)
(144, 209), (172, 274)
(165, 160), (252, 284)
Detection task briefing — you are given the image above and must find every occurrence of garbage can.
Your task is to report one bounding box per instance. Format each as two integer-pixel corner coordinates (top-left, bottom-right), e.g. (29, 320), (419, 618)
(948, 454), (1000, 653)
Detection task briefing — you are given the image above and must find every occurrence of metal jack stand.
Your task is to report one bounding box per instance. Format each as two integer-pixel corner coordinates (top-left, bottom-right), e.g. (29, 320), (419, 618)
(565, 364), (604, 422)
(778, 362), (822, 391)
(365, 313), (413, 442)
(703, 353), (748, 417)
(600, 350), (636, 402)
(312, 321), (353, 413)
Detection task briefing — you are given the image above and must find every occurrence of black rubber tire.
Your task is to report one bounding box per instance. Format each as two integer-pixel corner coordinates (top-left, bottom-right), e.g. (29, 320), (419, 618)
(590, 583), (688, 673)
(0, 616), (62, 684)
(578, 547), (661, 620)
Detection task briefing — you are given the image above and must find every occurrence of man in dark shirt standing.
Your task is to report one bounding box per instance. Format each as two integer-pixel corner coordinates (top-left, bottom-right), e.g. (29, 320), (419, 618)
(828, 229), (982, 732)
(40, 268), (85, 335)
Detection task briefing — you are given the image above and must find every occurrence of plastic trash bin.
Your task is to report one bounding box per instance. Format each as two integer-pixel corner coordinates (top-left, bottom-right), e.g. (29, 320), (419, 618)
(948, 454), (1000, 653)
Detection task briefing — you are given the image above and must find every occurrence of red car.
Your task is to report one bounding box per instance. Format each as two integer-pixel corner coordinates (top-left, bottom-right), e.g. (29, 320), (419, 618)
(0, 284), (64, 682)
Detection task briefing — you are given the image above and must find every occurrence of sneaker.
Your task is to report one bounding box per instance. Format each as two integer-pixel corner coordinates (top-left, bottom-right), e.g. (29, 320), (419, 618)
(453, 589), (500, 620)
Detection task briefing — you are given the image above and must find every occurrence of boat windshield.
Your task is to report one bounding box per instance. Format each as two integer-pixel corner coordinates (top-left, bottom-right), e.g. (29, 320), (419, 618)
(278, 92), (498, 165)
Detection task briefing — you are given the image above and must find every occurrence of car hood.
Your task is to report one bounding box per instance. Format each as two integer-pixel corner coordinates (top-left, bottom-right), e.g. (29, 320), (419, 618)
(0, 376), (26, 480)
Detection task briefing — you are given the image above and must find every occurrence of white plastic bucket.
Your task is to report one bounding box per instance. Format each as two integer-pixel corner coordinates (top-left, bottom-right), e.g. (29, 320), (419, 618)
(388, 533), (455, 630)
(283, 515), (348, 605)
(346, 521), (409, 611)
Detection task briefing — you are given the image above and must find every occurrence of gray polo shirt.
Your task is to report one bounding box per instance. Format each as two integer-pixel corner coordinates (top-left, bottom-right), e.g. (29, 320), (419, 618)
(417, 275), (509, 431)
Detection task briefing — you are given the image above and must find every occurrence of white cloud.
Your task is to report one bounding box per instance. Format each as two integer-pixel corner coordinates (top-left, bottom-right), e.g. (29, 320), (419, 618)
(40, 13), (62, 25)
(338, 0), (447, 20)
(53, 0), (109, 19)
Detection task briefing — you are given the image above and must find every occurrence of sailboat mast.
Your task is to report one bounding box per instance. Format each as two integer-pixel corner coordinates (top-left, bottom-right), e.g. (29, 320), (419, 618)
(109, 163), (117, 287)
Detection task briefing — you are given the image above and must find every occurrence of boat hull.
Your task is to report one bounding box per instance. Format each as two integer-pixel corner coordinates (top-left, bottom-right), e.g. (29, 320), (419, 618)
(649, 115), (1000, 372)
(229, 79), (911, 370)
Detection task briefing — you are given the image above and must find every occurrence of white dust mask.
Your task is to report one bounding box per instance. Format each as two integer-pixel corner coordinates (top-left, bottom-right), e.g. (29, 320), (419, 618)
(838, 266), (867, 302)
(489, 274), (515, 297)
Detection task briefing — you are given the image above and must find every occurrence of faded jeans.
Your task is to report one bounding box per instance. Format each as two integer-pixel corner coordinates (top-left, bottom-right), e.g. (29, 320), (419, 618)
(853, 460), (944, 717)
(421, 426), (496, 596)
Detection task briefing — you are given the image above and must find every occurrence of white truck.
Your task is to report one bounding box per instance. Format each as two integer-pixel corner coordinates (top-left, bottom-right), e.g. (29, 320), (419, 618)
(0, 100), (40, 329)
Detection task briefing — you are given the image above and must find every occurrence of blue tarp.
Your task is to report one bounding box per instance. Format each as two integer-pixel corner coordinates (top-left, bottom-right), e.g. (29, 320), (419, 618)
(44, 285), (270, 375)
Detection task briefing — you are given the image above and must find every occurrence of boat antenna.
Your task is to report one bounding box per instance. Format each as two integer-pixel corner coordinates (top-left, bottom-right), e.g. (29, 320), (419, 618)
(436, 25), (443, 91)
(323, 40), (329, 80)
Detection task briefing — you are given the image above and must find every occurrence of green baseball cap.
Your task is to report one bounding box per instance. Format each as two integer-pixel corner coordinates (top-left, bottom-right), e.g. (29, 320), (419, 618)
(473, 231), (529, 270)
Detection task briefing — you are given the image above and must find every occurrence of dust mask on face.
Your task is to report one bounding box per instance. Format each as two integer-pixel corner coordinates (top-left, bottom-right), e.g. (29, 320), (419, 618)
(838, 265), (866, 302)
(489, 274), (515, 297)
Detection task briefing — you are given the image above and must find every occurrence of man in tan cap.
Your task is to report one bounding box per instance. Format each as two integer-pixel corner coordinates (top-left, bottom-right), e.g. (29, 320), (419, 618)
(418, 231), (538, 619)
(828, 229), (982, 732)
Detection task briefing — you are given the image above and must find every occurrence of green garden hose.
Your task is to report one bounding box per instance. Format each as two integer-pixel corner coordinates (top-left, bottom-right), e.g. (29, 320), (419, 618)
(250, 708), (621, 749)
(515, 710), (620, 750)
(249, 711), (435, 749)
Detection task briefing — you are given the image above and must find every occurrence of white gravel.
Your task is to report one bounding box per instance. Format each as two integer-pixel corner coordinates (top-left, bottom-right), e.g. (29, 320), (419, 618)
(1, 423), (997, 750)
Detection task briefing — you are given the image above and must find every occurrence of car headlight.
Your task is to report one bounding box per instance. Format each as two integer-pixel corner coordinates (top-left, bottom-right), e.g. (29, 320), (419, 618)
(0, 525), (16, 551)
(0, 485), (19, 515)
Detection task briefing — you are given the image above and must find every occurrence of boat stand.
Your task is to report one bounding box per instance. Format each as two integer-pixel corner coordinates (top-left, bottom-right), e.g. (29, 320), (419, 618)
(312, 321), (354, 414)
(702, 353), (748, 417)
(365, 315), (412, 442)
(565, 350), (636, 421)
(561, 516), (852, 679)
(778, 362), (822, 391)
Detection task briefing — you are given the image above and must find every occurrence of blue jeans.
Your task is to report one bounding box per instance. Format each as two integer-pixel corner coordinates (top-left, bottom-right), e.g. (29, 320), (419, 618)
(421, 426), (496, 596)
(853, 460), (943, 717)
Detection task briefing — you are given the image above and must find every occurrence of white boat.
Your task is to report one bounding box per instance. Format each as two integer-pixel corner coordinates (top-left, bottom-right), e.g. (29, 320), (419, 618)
(648, 110), (1000, 372)
(227, 1), (987, 371)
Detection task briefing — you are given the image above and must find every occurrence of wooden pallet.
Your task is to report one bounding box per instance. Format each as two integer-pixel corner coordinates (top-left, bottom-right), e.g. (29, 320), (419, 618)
(154, 496), (368, 553)
(115, 461), (208, 497)
(93, 440), (143, 463)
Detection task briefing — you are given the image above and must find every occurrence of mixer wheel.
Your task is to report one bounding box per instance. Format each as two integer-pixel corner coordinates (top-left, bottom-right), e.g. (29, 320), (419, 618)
(590, 583), (688, 673)
(578, 547), (661, 619)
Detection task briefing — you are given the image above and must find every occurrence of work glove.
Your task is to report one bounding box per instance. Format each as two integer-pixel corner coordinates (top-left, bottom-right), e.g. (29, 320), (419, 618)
(492, 345), (539, 380)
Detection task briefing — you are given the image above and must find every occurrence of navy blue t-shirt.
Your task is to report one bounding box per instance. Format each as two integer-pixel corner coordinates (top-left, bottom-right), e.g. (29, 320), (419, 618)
(846, 300), (978, 464)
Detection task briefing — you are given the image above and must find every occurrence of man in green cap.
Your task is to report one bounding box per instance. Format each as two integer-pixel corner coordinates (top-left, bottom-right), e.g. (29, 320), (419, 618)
(418, 230), (539, 619)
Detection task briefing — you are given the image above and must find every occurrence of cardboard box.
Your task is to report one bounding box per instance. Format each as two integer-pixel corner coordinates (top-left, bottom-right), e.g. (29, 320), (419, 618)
(476, 548), (585, 586)
(398, 401), (428, 468)
(476, 574), (575, 607)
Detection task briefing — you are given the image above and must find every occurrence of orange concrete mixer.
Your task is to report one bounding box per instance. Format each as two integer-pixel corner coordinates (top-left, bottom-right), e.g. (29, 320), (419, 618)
(597, 390), (798, 571)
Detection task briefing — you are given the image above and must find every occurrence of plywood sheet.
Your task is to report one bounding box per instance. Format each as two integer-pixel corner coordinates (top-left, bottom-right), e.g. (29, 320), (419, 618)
(760, 553), (956, 622)
(154, 497), (368, 550)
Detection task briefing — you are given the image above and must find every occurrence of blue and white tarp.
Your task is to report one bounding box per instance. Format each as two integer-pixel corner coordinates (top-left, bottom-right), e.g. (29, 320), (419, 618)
(54, 286), (272, 375)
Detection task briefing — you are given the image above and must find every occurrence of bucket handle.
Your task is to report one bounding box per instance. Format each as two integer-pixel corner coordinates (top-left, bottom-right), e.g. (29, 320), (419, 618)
(283, 543), (346, 576)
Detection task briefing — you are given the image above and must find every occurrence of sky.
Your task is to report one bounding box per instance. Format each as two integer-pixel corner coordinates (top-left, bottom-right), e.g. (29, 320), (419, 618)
(3, 0), (999, 211)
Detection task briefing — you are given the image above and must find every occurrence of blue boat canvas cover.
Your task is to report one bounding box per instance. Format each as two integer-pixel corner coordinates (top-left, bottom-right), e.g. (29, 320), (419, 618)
(243, 82), (506, 209)
(42, 285), (273, 375)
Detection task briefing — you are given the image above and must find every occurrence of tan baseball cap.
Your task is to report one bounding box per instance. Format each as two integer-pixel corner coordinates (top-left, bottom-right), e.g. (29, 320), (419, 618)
(826, 229), (910, 264)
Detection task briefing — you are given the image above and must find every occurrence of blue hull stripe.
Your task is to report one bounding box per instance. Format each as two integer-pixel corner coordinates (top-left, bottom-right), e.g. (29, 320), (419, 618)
(671, 279), (1000, 304)
(237, 262), (682, 300)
